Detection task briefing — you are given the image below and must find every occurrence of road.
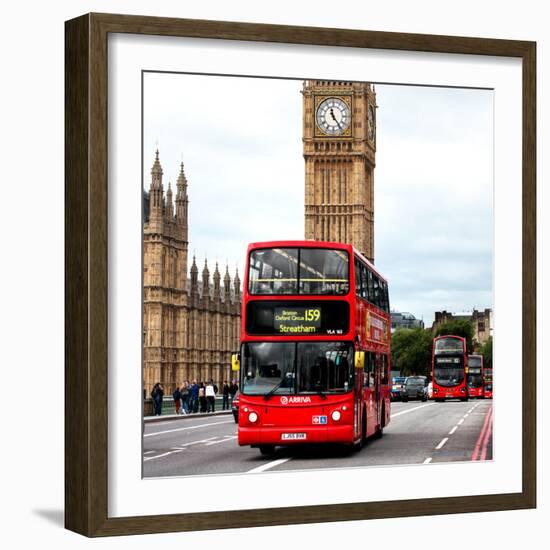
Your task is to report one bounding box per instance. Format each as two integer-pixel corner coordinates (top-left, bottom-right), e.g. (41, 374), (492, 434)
(143, 399), (493, 478)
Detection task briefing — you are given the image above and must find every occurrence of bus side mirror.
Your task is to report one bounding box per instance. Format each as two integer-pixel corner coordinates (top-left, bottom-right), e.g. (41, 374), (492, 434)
(231, 353), (241, 372)
(355, 351), (365, 369)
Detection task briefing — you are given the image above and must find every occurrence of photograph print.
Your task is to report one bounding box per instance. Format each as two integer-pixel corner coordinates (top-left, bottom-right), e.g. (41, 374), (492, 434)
(142, 72), (494, 478)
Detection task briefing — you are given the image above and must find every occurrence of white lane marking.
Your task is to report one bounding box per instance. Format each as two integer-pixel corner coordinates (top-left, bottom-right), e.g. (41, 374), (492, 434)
(423, 458), (433, 464)
(204, 436), (238, 446)
(144, 452), (174, 462)
(449, 426), (458, 435)
(144, 420), (233, 438)
(436, 437), (449, 450)
(176, 437), (218, 448)
(144, 450), (155, 455)
(463, 413), (469, 418)
(457, 418), (465, 425)
(391, 403), (434, 418)
(248, 458), (292, 473)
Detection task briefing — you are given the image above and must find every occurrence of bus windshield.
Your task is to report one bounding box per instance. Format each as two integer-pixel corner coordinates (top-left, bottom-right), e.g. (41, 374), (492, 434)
(434, 338), (464, 354)
(468, 356), (482, 367)
(434, 356), (465, 387)
(468, 374), (483, 388)
(241, 341), (354, 395)
(248, 247), (349, 295)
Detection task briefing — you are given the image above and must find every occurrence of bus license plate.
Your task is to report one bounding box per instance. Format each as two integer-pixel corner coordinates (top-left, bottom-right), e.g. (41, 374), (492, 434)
(281, 433), (307, 440)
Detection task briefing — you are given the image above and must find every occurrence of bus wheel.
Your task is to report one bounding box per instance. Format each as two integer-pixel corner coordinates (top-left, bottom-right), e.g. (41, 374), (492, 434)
(259, 445), (275, 456)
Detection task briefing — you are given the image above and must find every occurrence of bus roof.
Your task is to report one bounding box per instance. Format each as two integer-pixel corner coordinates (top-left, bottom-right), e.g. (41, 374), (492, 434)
(433, 335), (466, 342)
(246, 240), (387, 283)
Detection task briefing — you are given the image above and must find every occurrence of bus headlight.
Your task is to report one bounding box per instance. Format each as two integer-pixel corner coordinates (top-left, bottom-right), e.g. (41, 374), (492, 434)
(331, 410), (341, 421)
(248, 412), (258, 423)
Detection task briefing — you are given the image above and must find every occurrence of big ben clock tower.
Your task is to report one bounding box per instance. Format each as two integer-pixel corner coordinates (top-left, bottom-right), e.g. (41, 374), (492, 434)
(303, 80), (377, 263)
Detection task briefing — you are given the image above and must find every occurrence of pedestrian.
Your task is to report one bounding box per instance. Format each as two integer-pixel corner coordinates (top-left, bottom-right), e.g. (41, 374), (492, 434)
(190, 380), (199, 413)
(151, 382), (164, 416)
(172, 385), (181, 415)
(222, 381), (230, 410)
(199, 382), (207, 413)
(180, 381), (189, 414)
(229, 379), (238, 407)
(206, 379), (216, 412)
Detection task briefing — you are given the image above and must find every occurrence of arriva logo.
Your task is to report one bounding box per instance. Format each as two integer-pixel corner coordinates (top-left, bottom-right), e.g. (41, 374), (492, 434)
(280, 396), (312, 405)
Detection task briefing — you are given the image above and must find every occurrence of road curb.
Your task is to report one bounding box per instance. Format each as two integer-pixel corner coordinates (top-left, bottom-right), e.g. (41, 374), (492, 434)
(144, 410), (233, 423)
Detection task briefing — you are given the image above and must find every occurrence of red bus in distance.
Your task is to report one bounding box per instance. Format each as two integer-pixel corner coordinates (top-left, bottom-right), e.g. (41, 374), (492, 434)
(232, 240), (391, 455)
(467, 354), (484, 398)
(432, 335), (468, 402)
(483, 364), (493, 399)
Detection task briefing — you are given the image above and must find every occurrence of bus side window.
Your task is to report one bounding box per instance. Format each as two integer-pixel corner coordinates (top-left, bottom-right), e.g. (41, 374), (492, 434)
(367, 269), (375, 306)
(381, 354), (389, 384)
(355, 259), (362, 296)
(380, 281), (389, 313)
(363, 352), (374, 388)
(372, 275), (381, 309)
(361, 264), (369, 300)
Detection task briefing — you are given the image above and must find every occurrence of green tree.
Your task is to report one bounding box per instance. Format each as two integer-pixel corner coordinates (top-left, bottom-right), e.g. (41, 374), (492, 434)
(391, 328), (433, 377)
(481, 336), (493, 369)
(434, 319), (475, 353)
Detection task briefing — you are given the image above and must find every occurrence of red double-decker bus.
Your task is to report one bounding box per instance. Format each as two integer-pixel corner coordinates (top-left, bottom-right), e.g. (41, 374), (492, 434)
(483, 364), (493, 399)
(232, 240), (391, 455)
(432, 335), (468, 402)
(467, 354), (484, 398)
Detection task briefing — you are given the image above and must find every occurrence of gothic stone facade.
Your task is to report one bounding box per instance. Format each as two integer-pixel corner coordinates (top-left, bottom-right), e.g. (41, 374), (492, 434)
(432, 308), (493, 346)
(303, 80), (377, 263)
(143, 151), (241, 395)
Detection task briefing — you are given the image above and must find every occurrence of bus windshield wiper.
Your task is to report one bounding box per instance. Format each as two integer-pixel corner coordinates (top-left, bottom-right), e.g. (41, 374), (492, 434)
(316, 389), (327, 400)
(263, 379), (286, 401)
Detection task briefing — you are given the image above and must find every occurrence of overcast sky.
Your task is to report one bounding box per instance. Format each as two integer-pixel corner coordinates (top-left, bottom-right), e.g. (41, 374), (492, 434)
(143, 73), (493, 327)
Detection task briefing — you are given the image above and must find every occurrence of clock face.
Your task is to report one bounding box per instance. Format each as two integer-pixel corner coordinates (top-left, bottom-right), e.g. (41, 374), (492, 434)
(368, 104), (376, 141)
(316, 97), (351, 136)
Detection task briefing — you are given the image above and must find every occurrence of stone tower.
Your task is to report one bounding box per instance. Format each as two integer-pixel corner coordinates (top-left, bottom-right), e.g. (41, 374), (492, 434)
(143, 151), (241, 396)
(302, 80), (377, 263)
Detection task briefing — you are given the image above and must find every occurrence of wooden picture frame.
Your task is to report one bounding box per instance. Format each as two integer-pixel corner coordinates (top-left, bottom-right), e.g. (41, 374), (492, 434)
(65, 12), (536, 537)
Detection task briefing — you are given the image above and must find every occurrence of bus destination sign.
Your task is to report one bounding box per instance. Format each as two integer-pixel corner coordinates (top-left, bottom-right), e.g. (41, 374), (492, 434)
(274, 307), (321, 334)
(245, 300), (349, 336)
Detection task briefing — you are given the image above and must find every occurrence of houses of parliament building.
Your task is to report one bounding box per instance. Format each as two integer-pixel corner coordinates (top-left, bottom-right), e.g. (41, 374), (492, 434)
(143, 151), (242, 394)
(143, 80), (377, 395)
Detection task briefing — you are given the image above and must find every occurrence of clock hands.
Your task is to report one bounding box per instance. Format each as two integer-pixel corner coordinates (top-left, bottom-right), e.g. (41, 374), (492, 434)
(329, 107), (342, 130)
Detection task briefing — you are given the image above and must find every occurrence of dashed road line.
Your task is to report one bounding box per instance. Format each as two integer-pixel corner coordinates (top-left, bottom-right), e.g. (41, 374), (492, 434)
(423, 457), (433, 464)
(391, 403), (434, 418)
(248, 458), (292, 473)
(204, 436), (238, 446)
(436, 437), (449, 450)
(449, 426), (458, 435)
(144, 451), (174, 462)
(457, 418), (465, 425)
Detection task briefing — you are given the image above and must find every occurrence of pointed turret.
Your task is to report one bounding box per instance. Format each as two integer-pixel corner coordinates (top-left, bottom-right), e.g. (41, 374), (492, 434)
(151, 149), (163, 188)
(202, 259), (210, 300)
(234, 268), (241, 300)
(213, 263), (221, 301)
(190, 255), (199, 296)
(224, 265), (231, 302)
(165, 181), (174, 220)
(175, 161), (189, 233)
(149, 149), (164, 215)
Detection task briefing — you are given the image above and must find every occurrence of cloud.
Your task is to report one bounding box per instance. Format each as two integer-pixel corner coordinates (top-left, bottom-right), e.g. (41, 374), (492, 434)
(143, 74), (493, 326)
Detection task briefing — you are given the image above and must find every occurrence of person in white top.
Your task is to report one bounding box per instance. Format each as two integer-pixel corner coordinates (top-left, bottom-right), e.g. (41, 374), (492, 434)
(205, 380), (217, 412)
